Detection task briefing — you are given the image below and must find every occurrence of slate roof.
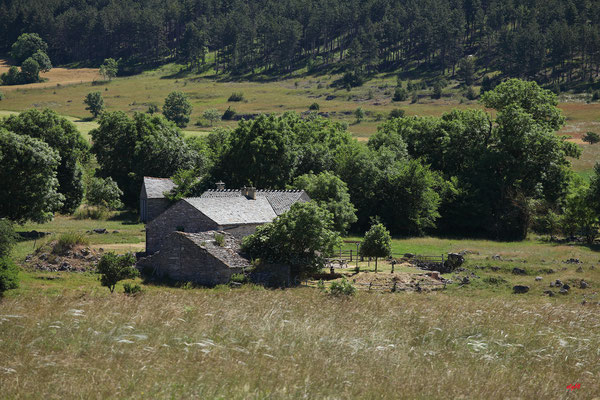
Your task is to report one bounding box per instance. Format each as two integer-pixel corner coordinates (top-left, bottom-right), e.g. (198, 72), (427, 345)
(201, 189), (310, 215)
(142, 177), (176, 199)
(182, 231), (250, 269)
(185, 197), (278, 225)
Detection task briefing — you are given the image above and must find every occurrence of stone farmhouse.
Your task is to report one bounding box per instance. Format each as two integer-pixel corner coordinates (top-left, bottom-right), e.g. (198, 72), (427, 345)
(137, 230), (250, 286)
(139, 177), (176, 223)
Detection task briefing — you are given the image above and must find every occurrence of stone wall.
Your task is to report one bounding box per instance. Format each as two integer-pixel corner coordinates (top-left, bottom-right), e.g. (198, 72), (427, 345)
(146, 201), (218, 254)
(220, 224), (261, 239)
(138, 232), (244, 286)
(146, 198), (171, 223)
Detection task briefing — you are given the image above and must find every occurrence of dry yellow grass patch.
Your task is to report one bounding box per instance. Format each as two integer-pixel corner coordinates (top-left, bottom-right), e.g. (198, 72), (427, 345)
(0, 59), (101, 91)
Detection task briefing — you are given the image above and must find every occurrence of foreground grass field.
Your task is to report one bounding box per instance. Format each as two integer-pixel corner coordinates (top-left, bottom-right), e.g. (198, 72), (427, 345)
(1, 283), (599, 399)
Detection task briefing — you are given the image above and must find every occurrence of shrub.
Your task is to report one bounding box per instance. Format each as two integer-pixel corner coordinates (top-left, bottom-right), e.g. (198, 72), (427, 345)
(97, 252), (138, 293)
(393, 87), (408, 101)
(388, 109), (406, 120)
(123, 282), (142, 295)
(309, 102), (320, 111)
(411, 92), (419, 103)
(432, 82), (443, 99)
(592, 91), (600, 102)
(583, 131), (600, 144)
(214, 233), (225, 247)
(53, 232), (90, 255)
(329, 277), (356, 296)
(355, 107), (365, 123)
(0, 257), (19, 295)
(230, 273), (248, 284)
(146, 104), (159, 114)
(465, 86), (477, 100)
(317, 279), (326, 291)
(85, 176), (123, 210)
(0, 91), (4, 101)
(0, 219), (17, 258)
(73, 206), (110, 220)
(228, 92), (245, 102)
(203, 108), (221, 126)
(222, 106), (236, 120)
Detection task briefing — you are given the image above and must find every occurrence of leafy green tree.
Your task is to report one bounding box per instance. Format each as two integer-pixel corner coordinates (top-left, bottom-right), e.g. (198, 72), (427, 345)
(293, 172), (357, 233)
(393, 87), (408, 101)
(163, 91), (192, 128)
(99, 58), (118, 80)
(10, 33), (48, 64)
(561, 183), (598, 244)
(359, 223), (392, 272)
(90, 112), (201, 208)
(31, 50), (52, 72)
(85, 177), (123, 210)
(0, 66), (22, 85)
(20, 58), (40, 83)
(84, 92), (105, 118)
(432, 81), (443, 99)
(202, 108), (221, 126)
(242, 202), (341, 277)
(583, 132), (600, 145)
(1, 109), (88, 213)
(0, 129), (63, 223)
(164, 169), (204, 202)
(96, 252), (138, 293)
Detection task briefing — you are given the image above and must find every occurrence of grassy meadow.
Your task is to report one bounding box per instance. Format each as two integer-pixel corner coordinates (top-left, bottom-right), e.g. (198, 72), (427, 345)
(1, 62), (600, 398)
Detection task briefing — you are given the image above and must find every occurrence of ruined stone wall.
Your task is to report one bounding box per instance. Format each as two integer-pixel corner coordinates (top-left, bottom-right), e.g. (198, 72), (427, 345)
(145, 201), (218, 254)
(138, 233), (243, 286)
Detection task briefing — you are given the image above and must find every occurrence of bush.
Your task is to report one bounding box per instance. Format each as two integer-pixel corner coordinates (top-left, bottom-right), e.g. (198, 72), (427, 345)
(355, 107), (365, 123)
(583, 131), (600, 144)
(592, 91), (600, 102)
(53, 232), (90, 255)
(1, 66), (22, 85)
(329, 277), (356, 296)
(203, 108), (221, 126)
(230, 273), (248, 284)
(432, 82), (443, 99)
(0, 220), (17, 258)
(97, 252), (138, 293)
(388, 109), (406, 120)
(309, 102), (320, 111)
(146, 104), (159, 114)
(222, 106), (236, 120)
(393, 87), (408, 101)
(73, 206), (111, 220)
(228, 92), (245, 102)
(214, 232), (225, 247)
(0, 91), (4, 101)
(86, 176), (123, 210)
(0, 257), (19, 295)
(163, 91), (192, 128)
(465, 86), (477, 100)
(123, 282), (142, 295)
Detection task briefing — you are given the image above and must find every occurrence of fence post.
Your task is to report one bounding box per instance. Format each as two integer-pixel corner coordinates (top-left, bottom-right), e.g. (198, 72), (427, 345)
(369, 282), (372, 291)
(350, 249), (353, 262)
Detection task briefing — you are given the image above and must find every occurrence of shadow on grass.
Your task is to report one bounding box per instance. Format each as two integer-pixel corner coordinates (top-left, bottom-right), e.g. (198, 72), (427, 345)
(108, 210), (140, 225)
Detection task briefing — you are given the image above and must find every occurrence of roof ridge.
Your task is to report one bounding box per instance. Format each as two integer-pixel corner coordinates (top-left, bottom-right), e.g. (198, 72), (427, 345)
(144, 176), (173, 180)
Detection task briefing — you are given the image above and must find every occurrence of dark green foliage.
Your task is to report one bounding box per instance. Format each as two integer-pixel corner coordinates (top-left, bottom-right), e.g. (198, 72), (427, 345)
(242, 202), (341, 277)
(0, 220), (17, 258)
(432, 81), (443, 99)
(393, 87), (408, 101)
(1, 66), (22, 85)
(0, 129), (63, 223)
(10, 33), (48, 64)
(465, 86), (477, 100)
(458, 57), (475, 86)
(309, 103), (320, 111)
(354, 107), (365, 123)
(31, 50), (52, 72)
(359, 223), (392, 272)
(0, 257), (19, 295)
(123, 283), (142, 295)
(583, 132), (600, 144)
(214, 233), (225, 247)
(222, 107), (236, 120)
(293, 172), (357, 233)
(164, 169), (204, 203)
(96, 252), (138, 293)
(84, 92), (105, 118)
(85, 177), (123, 210)
(592, 91), (600, 102)
(328, 277), (356, 296)
(1, 109), (88, 214)
(147, 104), (159, 114)
(90, 112), (202, 208)
(163, 91), (192, 128)
(388, 109), (405, 120)
(228, 92), (245, 102)
(19, 58), (40, 83)
(561, 182), (598, 243)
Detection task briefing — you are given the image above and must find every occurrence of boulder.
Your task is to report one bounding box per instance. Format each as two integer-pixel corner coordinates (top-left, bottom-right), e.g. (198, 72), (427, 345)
(559, 287), (569, 295)
(512, 267), (527, 275)
(443, 253), (465, 272)
(580, 280), (588, 289)
(513, 285), (530, 294)
(535, 276), (543, 281)
(543, 290), (556, 297)
(93, 228), (107, 234)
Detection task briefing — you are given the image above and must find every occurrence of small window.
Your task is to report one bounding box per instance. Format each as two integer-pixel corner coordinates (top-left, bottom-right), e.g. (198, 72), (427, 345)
(176, 226), (185, 232)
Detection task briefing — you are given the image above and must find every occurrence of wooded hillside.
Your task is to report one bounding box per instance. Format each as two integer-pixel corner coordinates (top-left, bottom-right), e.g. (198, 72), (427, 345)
(1, 0), (600, 86)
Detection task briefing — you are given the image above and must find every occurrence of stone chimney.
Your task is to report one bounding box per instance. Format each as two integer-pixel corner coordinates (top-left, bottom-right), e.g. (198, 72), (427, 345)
(216, 181), (225, 190)
(241, 186), (248, 196)
(247, 187), (256, 200)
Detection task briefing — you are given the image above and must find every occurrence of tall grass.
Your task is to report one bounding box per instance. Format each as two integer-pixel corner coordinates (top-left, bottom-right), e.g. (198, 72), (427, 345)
(0, 286), (598, 399)
(52, 232), (90, 255)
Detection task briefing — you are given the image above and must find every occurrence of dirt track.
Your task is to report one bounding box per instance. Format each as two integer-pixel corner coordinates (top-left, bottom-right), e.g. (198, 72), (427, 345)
(0, 59), (101, 90)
